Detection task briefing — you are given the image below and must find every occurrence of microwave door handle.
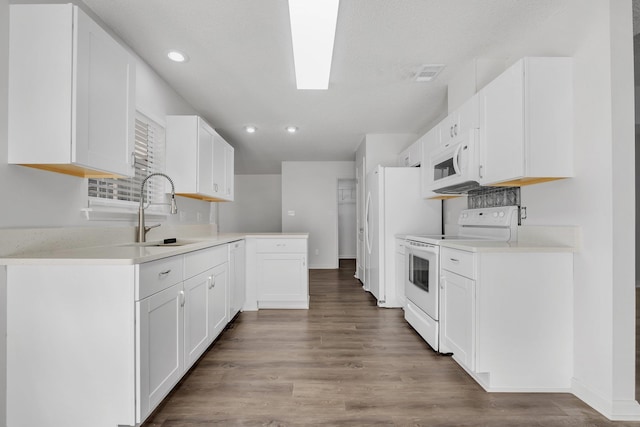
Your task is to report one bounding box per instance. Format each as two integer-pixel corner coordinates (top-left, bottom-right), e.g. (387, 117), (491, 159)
(452, 144), (463, 175)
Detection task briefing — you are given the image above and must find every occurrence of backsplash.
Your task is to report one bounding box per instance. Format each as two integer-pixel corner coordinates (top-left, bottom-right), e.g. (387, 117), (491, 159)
(467, 186), (520, 209)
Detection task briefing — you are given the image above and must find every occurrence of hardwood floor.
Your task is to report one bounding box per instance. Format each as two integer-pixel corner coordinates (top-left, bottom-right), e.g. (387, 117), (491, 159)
(143, 260), (640, 426)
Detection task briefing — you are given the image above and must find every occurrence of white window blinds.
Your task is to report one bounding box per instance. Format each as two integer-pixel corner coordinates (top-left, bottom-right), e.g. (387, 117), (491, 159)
(88, 112), (166, 207)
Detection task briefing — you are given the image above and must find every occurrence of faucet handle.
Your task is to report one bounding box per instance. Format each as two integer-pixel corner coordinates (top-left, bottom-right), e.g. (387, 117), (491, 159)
(145, 223), (161, 232)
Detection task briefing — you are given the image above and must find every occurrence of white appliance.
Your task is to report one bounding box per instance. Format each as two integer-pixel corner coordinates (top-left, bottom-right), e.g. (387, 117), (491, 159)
(364, 165), (441, 308)
(428, 129), (481, 194)
(404, 206), (519, 351)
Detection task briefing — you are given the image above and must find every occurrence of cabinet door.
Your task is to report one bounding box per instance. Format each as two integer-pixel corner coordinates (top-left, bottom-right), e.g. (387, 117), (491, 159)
(457, 94), (479, 137)
(224, 144), (235, 200)
(229, 241), (246, 317)
(197, 120), (215, 196)
(212, 135), (227, 197)
(478, 60), (525, 185)
(137, 282), (184, 421)
(75, 6), (135, 177)
(257, 253), (308, 303)
(209, 263), (229, 341)
(440, 114), (458, 148)
(184, 270), (213, 368)
(440, 270), (475, 371)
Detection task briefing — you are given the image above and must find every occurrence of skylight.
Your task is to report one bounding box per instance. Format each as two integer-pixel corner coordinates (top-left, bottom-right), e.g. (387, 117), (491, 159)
(288, 0), (340, 90)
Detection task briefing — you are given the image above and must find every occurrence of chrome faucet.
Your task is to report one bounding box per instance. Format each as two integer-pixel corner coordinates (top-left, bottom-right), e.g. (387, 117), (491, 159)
(137, 173), (178, 242)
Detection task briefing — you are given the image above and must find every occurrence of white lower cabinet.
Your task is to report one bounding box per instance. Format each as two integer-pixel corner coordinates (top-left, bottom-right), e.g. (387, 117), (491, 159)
(184, 269), (213, 367)
(245, 237), (309, 310)
(208, 263), (229, 341)
(229, 240), (246, 318)
(6, 243), (236, 427)
(440, 269), (475, 370)
(257, 253), (307, 307)
(137, 282), (185, 420)
(439, 246), (573, 392)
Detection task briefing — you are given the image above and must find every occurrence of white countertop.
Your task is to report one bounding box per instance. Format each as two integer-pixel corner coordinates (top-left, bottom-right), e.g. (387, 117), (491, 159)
(0, 233), (309, 265)
(440, 239), (576, 253)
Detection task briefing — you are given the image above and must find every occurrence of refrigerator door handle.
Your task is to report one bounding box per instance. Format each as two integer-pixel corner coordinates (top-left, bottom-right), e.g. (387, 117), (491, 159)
(365, 191), (372, 254)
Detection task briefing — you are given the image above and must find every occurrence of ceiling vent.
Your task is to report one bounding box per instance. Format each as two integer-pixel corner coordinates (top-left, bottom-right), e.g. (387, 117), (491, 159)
(414, 64), (445, 82)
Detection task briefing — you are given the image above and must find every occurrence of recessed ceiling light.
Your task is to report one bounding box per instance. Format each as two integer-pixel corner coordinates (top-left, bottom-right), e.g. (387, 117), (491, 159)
(244, 125), (257, 133)
(167, 50), (189, 63)
(288, 0), (340, 90)
(286, 126), (298, 133)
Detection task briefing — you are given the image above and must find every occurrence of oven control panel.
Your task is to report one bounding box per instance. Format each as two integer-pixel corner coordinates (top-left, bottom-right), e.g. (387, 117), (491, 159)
(458, 206), (519, 227)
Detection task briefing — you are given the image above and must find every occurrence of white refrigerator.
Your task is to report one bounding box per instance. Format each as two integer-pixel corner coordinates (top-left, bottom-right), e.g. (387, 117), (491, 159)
(364, 165), (441, 307)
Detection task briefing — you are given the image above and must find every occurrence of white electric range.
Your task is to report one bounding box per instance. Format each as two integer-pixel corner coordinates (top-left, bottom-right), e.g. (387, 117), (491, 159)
(403, 206), (519, 352)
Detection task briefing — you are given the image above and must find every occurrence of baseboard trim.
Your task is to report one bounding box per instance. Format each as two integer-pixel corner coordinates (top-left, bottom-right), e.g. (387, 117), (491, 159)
(572, 378), (640, 421)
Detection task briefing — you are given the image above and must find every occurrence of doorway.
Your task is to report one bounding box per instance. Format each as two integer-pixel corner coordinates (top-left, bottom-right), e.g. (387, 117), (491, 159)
(338, 179), (357, 261)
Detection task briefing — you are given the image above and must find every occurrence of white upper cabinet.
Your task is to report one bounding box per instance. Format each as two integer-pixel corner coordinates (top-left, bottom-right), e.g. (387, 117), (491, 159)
(440, 95), (479, 148)
(396, 140), (422, 167)
(166, 115), (235, 202)
(8, 4), (136, 178)
(478, 57), (573, 187)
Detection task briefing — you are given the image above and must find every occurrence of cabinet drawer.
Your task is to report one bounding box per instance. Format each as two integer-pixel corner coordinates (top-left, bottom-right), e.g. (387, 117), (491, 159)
(255, 239), (306, 254)
(184, 245), (228, 279)
(441, 247), (475, 279)
(138, 256), (184, 300)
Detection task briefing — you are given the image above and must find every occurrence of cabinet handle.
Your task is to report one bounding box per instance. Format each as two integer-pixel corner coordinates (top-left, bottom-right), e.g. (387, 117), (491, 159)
(450, 126), (454, 138)
(214, 183), (219, 192)
(159, 269), (172, 277)
(303, 257), (306, 267)
(209, 275), (216, 289)
(454, 124), (458, 136)
(479, 165), (484, 179)
(179, 290), (185, 307)
(130, 152), (136, 167)
(449, 258), (460, 263)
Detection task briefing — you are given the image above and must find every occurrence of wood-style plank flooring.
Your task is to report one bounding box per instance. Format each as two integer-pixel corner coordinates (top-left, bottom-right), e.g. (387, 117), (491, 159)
(143, 260), (640, 426)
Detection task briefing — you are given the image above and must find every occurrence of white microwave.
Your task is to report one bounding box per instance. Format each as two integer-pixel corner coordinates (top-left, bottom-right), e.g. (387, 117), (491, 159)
(428, 129), (480, 194)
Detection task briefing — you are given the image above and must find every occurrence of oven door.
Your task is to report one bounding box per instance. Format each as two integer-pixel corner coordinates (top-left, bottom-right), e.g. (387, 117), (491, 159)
(405, 242), (439, 320)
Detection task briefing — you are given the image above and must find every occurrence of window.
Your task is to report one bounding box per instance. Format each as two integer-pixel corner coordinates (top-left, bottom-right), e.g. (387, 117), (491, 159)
(85, 112), (167, 219)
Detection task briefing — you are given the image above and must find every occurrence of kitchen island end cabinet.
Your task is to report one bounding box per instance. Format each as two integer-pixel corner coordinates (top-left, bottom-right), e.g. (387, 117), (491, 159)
(439, 245), (573, 392)
(6, 244), (231, 427)
(244, 235), (309, 310)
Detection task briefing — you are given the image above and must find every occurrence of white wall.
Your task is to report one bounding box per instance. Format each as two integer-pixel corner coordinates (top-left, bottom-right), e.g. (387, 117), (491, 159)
(282, 162), (356, 269)
(219, 175), (282, 233)
(442, 0), (638, 419)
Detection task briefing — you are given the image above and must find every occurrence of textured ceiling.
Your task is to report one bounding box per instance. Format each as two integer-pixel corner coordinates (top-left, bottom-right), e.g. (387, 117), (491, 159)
(80, 0), (576, 174)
